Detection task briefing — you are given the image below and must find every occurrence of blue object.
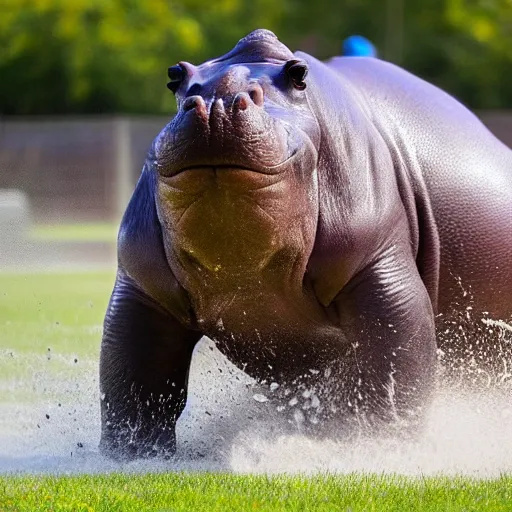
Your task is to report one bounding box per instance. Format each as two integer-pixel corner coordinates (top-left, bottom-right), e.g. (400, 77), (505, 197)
(342, 35), (377, 57)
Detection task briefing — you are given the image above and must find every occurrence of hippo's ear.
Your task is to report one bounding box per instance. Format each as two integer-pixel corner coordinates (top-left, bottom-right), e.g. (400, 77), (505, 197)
(285, 59), (309, 90)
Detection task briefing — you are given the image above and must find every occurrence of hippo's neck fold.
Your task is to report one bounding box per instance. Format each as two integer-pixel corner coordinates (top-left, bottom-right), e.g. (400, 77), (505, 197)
(156, 163), (319, 330)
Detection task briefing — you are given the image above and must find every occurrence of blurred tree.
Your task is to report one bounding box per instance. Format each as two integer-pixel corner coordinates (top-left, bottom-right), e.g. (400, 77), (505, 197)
(441, 0), (512, 108)
(0, 0), (284, 114)
(0, 0), (510, 114)
(279, 0), (512, 109)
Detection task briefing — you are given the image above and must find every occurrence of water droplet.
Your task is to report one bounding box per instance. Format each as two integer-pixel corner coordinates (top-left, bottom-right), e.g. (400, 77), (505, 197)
(293, 409), (305, 424)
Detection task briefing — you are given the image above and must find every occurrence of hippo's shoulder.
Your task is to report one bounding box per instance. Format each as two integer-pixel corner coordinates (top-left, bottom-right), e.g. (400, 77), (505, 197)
(325, 57), (457, 110)
(323, 55), (512, 195)
(118, 165), (158, 259)
(117, 163), (193, 323)
(327, 57), (487, 125)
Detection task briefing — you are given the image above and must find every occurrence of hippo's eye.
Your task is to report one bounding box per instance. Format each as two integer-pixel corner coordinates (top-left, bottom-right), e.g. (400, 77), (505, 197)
(167, 64), (187, 94)
(285, 60), (308, 91)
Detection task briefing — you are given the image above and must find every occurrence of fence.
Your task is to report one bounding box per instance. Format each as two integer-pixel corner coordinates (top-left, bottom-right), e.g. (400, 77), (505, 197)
(0, 112), (511, 223)
(0, 116), (168, 222)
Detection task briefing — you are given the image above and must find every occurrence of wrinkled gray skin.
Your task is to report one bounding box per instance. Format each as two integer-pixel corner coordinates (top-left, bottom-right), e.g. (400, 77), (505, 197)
(100, 29), (512, 460)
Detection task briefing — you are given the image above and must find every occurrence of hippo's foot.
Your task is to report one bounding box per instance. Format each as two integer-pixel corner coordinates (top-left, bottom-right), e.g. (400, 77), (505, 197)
(99, 422), (177, 462)
(318, 400), (430, 443)
(260, 369), (432, 443)
(99, 274), (201, 462)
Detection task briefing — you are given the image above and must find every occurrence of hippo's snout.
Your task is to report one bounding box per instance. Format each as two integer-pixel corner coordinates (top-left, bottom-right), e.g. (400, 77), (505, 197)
(176, 74), (270, 140)
(234, 85), (265, 109)
(181, 95), (208, 119)
(178, 82), (266, 137)
(182, 82), (264, 119)
(155, 67), (297, 177)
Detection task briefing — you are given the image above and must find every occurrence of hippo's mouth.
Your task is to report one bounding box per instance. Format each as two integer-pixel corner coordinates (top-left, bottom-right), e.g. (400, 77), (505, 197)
(173, 147), (299, 177)
(155, 110), (311, 178)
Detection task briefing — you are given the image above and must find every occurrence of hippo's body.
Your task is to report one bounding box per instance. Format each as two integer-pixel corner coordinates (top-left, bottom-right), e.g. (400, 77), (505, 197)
(100, 30), (512, 460)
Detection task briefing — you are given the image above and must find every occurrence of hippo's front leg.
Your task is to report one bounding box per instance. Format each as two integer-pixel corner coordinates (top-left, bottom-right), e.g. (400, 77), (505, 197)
(333, 243), (438, 433)
(99, 273), (201, 460)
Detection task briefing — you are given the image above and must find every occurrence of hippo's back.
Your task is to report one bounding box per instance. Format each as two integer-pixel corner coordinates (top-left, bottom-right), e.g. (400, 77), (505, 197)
(325, 57), (512, 319)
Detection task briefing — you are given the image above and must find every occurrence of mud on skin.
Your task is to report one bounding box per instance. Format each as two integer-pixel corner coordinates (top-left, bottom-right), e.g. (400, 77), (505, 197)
(99, 29), (512, 460)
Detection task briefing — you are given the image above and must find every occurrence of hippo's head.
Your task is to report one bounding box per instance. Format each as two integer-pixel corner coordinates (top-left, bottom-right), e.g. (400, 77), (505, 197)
(155, 29), (320, 177)
(154, 30), (321, 297)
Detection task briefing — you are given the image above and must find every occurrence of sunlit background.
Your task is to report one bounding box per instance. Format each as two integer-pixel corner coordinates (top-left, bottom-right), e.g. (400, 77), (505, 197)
(1, 0), (512, 474)
(1, 0), (511, 264)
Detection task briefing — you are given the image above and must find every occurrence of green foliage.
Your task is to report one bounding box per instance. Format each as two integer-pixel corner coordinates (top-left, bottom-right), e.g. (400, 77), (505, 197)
(0, 0), (510, 114)
(283, 0), (512, 109)
(0, 0), (285, 115)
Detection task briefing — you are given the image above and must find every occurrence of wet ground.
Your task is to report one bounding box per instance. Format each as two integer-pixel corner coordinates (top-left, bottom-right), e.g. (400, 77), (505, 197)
(2, 336), (512, 477)
(1, 237), (512, 477)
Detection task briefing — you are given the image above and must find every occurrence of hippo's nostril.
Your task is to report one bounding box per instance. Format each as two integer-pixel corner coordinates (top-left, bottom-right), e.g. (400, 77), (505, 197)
(183, 95), (206, 112)
(248, 85), (264, 107)
(183, 96), (202, 111)
(233, 92), (250, 112)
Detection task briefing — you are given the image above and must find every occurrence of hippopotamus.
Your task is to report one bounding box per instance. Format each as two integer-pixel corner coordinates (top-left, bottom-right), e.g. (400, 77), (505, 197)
(99, 29), (512, 460)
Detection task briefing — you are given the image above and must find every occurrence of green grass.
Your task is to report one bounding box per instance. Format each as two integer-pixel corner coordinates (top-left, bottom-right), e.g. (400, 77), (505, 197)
(0, 271), (114, 401)
(1, 473), (512, 511)
(0, 271), (114, 355)
(2, 271), (512, 511)
(30, 223), (118, 242)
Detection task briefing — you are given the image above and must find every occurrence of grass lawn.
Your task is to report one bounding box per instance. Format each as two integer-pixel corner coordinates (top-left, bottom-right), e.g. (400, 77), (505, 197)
(1, 271), (512, 511)
(0, 271), (114, 356)
(1, 472), (512, 511)
(0, 271), (114, 401)
(30, 223), (118, 243)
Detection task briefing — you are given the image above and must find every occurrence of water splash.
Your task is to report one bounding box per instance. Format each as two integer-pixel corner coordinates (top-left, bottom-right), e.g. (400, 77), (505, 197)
(1, 336), (512, 477)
